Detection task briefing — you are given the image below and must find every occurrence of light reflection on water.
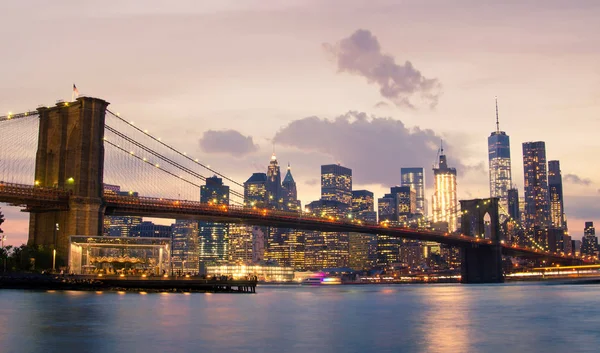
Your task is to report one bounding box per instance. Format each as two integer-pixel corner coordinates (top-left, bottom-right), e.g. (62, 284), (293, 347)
(1, 284), (600, 353)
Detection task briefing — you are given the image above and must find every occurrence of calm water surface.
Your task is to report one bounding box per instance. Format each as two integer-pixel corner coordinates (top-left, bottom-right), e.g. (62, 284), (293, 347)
(1, 283), (599, 353)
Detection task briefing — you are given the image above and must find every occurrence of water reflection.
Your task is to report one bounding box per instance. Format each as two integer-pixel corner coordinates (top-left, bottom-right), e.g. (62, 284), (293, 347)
(0, 285), (600, 353)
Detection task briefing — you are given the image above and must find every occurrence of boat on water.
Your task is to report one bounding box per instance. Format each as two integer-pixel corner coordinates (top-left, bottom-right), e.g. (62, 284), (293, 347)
(300, 277), (342, 285)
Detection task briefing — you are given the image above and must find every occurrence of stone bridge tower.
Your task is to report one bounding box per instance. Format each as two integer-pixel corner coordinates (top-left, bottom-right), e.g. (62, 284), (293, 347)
(28, 97), (108, 265)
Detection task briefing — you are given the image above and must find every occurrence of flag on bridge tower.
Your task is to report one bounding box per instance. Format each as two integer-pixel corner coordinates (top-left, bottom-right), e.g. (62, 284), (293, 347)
(72, 84), (79, 101)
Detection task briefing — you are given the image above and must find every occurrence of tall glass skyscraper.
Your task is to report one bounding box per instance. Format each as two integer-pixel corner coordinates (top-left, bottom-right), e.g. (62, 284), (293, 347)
(401, 167), (425, 216)
(488, 98), (512, 212)
(321, 164), (352, 206)
(522, 141), (550, 230)
(199, 176), (230, 266)
(432, 147), (457, 231)
(548, 160), (566, 229)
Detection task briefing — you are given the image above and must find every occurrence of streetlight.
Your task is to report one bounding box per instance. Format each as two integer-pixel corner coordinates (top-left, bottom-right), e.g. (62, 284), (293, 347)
(53, 223), (59, 272)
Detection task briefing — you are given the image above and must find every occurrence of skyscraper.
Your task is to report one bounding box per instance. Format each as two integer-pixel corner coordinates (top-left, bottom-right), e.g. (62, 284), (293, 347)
(548, 160), (566, 229)
(488, 98), (512, 213)
(282, 163), (301, 212)
(351, 190), (377, 223)
(522, 141), (550, 229)
(172, 220), (199, 273)
(401, 167), (425, 216)
(581, 222), (598, 257)
(199, 176), (230, 266)
(432, 146), (458, 231)
(266, 153), (282, 209)
(350, 190), (377, 270)
(321, 164), (352, 206)
(507, 188), (520, 223)
(244, 173), (268, 207)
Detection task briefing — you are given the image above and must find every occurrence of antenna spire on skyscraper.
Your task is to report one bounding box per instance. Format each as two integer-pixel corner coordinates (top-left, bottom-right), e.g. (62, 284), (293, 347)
(440, 139), (444, 154)
(495, 96), (500, 133)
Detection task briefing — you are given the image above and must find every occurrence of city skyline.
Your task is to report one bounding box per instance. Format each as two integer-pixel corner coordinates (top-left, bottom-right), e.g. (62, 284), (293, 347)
(1, 1), (600, 244)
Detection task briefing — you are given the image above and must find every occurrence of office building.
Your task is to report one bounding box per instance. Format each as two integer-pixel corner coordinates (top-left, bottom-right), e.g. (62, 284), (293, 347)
(401, 167), (426, 216)
(522, 141), (550, 229)
(432, 146), (458, 231)
(548, 160), (566, 229)
(581, 222), (598, 257)
(228, 224), (253, 264)
(488, 98), (512, 213)
(172, 220), (199, 273)
(321, 164), (352, 206)
(199, 177), (230, 266)
(244, 173), (268, 208)
(129, 221), (172, 238)
(304, 200), (350, 270)
(352, 190), (377, 223)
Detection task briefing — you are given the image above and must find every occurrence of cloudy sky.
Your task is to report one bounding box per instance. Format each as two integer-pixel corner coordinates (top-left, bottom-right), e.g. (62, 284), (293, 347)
(1, 0), (599, 245)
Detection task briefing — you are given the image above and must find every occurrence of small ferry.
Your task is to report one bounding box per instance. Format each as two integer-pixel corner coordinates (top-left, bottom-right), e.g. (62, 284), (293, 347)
(301, 277), (342, 285)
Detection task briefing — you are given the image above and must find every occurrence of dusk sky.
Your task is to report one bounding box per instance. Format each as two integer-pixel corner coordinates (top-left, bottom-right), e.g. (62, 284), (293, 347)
(1, 0), (600, 245)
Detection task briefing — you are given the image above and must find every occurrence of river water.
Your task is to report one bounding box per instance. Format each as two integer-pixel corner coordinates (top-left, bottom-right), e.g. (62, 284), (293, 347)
(0, 283), (599, 353)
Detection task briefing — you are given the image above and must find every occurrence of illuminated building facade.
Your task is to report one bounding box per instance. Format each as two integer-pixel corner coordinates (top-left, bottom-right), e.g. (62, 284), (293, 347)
(350, 190), (377, 270)
(432, 149), (458, 231)
(244, 173), (268, 208)
(200, 176), (230, 205)
(548, 160), (566, 229)
(401, 167), (426, 216)
(581, 222), (598, 257)
(522, 141), (550, 230)
(205, 263), (295, 282)
(102, 184), (142, 237)
(199, 177), (230, 265)
(266, 153), (282, 209)
(304, 199), (350, 270)
(228, 224), (253, 264)
(352, 190), (377, 223)
(488, 100), (512, 213)
(321, 164), (352, 206)
(172, 220), (199, 273)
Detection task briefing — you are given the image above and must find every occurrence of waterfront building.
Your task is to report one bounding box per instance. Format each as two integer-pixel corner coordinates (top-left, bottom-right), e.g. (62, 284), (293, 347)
(581, 222), (598, 257)
(488, 98), (512, 214)
(548, 160), (566, 229)
(432, 146), (458, 231)
(171, 220), (199, 273)
(321, 164), (352, 206)
(349, 190), (377, 270)
(522, 141), (550, 230)
(205, 263), (294, 282)
(401, 167), (426, 216)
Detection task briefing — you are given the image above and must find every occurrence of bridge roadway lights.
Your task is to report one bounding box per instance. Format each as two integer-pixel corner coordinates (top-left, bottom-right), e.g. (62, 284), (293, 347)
(461, 244), (504, 284)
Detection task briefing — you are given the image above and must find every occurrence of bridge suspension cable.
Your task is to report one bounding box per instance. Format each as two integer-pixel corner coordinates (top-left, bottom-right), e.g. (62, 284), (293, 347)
(103, 124), (245, 201)
(106, 109), (245, 189)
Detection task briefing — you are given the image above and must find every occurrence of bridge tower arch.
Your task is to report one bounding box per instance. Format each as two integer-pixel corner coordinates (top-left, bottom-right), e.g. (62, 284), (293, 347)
(459, 197), (504, 283)
(28, 97), (109, 265)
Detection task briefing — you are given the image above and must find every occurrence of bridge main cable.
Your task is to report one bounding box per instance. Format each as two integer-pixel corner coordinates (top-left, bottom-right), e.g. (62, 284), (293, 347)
(106, 109), (245, 189)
